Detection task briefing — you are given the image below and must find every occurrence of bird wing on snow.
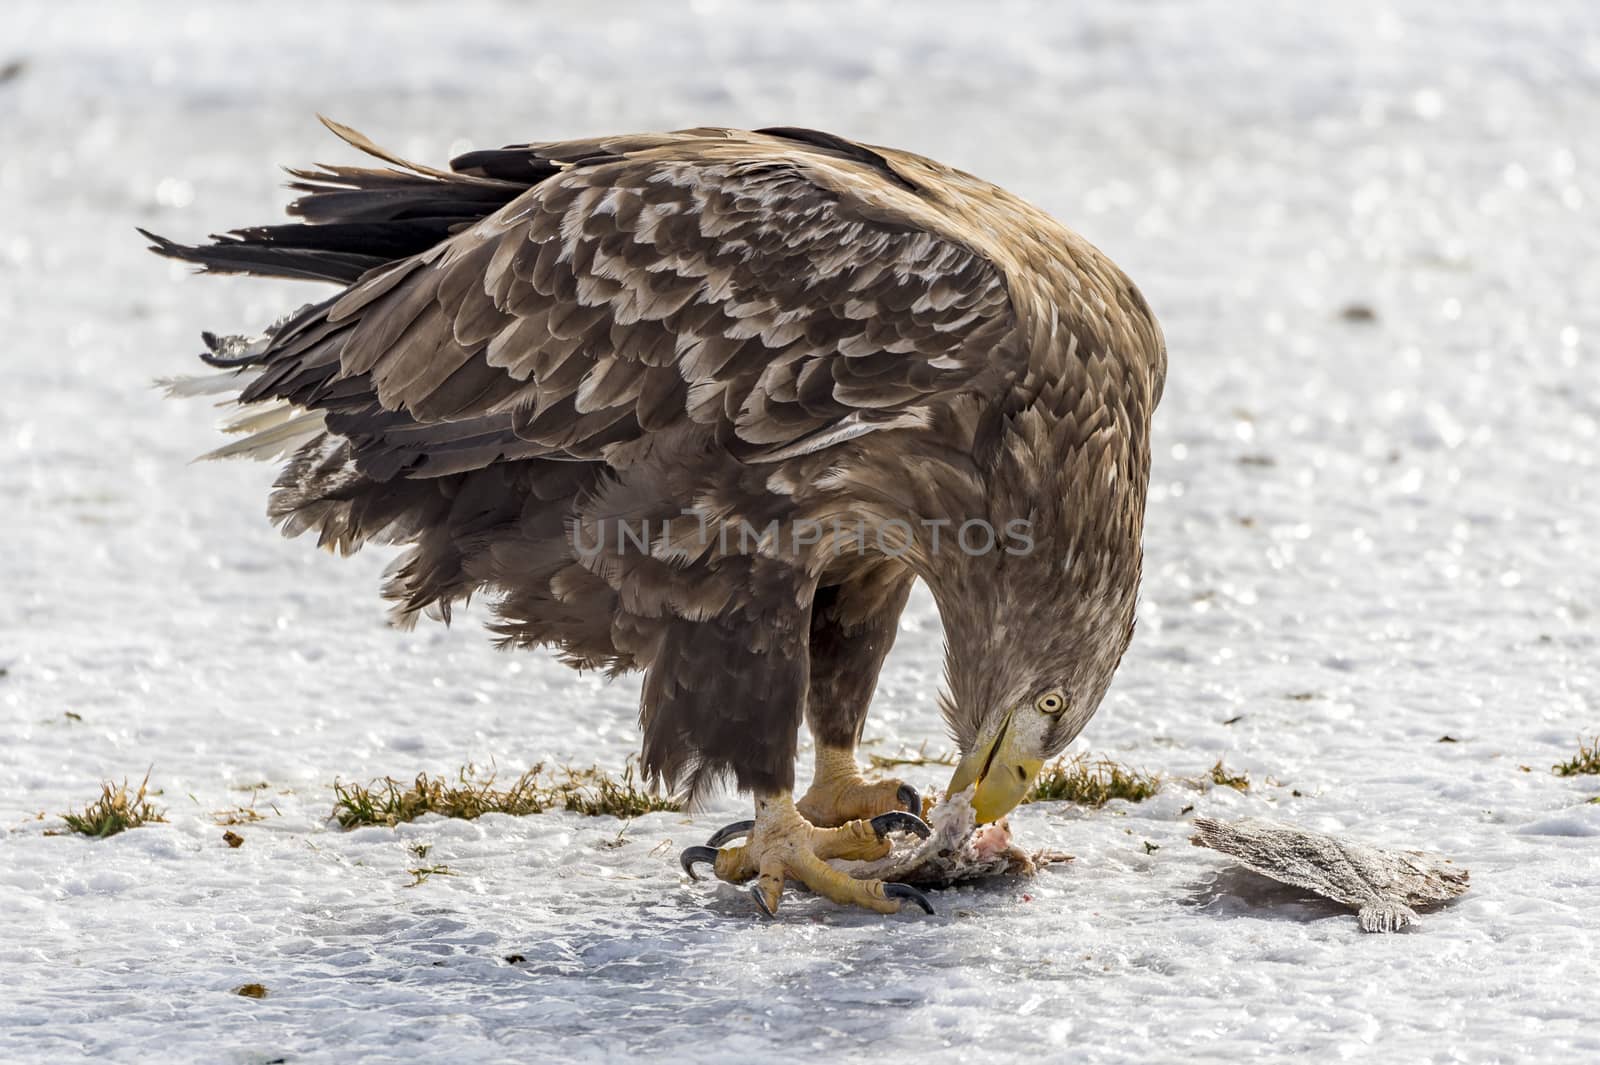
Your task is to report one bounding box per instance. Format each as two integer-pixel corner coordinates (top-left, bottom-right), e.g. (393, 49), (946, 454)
(205, 125), (1021, 483)
(1191, 817), (1470, 933)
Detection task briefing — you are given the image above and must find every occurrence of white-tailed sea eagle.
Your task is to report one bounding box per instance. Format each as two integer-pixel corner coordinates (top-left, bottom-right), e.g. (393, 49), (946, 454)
(147, 120), (1166, 916)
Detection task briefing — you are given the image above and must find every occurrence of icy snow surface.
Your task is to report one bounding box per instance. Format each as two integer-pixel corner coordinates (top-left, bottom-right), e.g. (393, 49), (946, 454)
(3, 1), (1600, 1061)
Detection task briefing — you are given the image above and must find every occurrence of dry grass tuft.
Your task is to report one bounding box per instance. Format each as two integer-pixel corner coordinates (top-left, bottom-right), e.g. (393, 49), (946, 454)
(405, 864), (455, 887)
(1552, 737), (1600, 777)
(332, 765), (548, 827)
(59, 772), (166, 838)
(556, 763), (683, 818)
(1208, 759), (1251, 791)
(234, 983), (268, 999)
(867, 742), (958, 771)
(1026, 754), (1162, 807)
(331, 760), (680, 829)
(214, 791), (276, 826)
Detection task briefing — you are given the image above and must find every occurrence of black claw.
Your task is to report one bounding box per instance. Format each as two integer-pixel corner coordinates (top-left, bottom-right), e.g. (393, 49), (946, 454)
(884, 882), (936, 915)
(705, 819), (755, 849)
(680, 845), (719, 881)
(749, 885), (777, 918)
(896, 783), (922, 815)
(870, 810), (932, 841)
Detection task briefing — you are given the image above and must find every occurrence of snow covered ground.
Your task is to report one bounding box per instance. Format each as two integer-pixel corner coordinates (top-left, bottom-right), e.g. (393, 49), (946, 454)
(4, 1), (1600, 1061)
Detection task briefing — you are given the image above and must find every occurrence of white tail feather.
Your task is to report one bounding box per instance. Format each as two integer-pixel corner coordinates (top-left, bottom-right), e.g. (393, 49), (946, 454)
(220, 401), (302, 436)
(155, 369), (263, 399)
(199, 411), (327, 462)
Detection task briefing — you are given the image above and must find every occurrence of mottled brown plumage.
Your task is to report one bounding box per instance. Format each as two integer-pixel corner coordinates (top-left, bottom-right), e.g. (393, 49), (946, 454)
(149, 120), (1166, 818)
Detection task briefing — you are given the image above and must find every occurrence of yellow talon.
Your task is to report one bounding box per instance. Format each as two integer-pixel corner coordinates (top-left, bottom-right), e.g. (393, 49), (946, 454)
(695, 791), (932, 916)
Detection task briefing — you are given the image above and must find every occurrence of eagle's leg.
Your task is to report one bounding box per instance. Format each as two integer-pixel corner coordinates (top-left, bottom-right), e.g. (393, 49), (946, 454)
(693, 791), (934, 916)
(661, 566), (928, 914)
(795, 573), (920, 827)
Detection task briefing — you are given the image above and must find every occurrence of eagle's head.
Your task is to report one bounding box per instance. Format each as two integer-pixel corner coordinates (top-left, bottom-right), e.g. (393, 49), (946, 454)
(936, 565), (1140, 823)
(924, 327), (1154, 823)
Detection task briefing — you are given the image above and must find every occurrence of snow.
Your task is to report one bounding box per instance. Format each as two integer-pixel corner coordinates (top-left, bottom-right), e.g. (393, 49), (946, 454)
(3, 0), (1600, 1061)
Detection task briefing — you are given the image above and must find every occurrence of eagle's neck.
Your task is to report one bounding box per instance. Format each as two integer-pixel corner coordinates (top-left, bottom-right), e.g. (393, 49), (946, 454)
(916, 372), (1149, 751)
(923, 369), (1152, 614)
(888, 305), (1151, 743)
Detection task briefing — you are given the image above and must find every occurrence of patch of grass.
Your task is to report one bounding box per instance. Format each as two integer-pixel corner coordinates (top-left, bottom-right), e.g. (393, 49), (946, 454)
(59, 772), (166, 838)
(1208, 759), (1251, 791)
(1026, 754), (1162, 807)
(557, 763), (681, 818)
(867, 742), (958, 771)
(1552, 737), (1600, 777)
(331, 760), (681, 829)
(331, 766), (545, 827)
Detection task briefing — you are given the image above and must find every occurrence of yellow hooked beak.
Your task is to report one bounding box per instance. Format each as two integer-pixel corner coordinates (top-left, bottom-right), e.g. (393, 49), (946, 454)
(946, 710), (1044, 824)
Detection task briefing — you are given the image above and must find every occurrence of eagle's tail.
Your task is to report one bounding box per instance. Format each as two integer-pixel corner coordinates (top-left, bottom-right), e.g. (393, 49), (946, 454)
(142, 118), (550, 464)
(142, 117), (549, 461)
(145, 121), (618, 641)
(140, 116), (537, 286)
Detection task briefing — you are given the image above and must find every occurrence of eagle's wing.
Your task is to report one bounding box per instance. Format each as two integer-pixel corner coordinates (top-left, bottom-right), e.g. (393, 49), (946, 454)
(233, 131), (1019, 481)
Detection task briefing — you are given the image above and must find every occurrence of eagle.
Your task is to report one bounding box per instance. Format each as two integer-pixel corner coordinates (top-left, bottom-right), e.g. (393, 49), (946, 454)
(148, 119), (1166, 917)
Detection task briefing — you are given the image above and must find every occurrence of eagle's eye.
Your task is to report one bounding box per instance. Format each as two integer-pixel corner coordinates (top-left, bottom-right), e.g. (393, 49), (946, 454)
(1035, 691), (1067, 715)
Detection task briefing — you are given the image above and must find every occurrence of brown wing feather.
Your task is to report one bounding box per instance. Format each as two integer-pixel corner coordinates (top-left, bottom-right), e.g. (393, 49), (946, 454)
(240, 130), (1018, 478)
